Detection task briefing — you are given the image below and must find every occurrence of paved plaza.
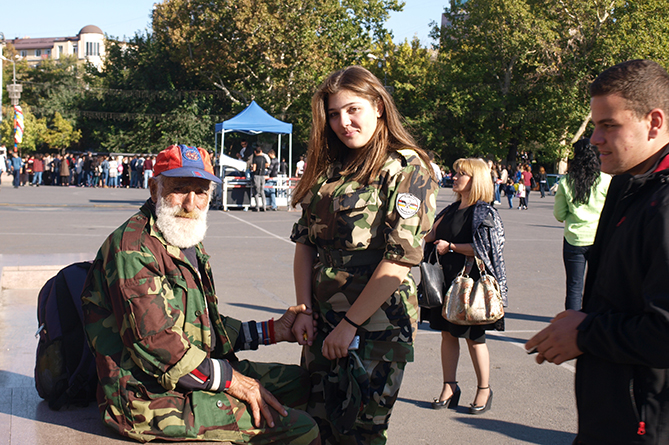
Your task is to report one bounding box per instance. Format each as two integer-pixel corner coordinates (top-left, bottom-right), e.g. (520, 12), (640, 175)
(0, 179), (577, 444)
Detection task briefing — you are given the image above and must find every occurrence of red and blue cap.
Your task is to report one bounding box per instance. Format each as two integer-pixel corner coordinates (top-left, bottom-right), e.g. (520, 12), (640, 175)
(153, 145), (221, 184)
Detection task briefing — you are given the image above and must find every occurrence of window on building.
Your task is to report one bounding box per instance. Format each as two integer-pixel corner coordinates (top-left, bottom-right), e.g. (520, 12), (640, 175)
(58, 46), (63, 56)
(20, 50), (27, 57)
(35, 49), (41, 57)
(85, 42), (100, 56)
(45, 49), (51, 57)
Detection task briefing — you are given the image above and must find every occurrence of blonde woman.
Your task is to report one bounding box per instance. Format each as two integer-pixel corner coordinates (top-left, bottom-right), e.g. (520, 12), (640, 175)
(423, 158), (507, 414)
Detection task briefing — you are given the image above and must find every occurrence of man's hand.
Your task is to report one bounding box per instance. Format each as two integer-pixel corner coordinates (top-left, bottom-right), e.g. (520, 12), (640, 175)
(322, 320), (357, 360)
(275, 304), (314, 343)
(226, 368), (287, 428)
(525, 310), (587, 365)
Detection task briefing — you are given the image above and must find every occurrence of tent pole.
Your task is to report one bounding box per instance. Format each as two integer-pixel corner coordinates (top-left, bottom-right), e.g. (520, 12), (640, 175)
(289, 132), (293, 178)
(220, 131), (226, 177)
(214, 130), (219, 175)
(278, 134), (282, 169)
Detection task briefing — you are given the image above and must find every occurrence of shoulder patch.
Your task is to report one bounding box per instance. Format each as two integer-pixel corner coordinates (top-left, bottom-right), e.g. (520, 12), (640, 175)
(396, 193), (421, 218)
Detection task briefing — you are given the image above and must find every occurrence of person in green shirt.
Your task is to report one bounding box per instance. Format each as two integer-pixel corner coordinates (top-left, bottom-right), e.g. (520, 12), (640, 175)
(553, 139), (611, 310)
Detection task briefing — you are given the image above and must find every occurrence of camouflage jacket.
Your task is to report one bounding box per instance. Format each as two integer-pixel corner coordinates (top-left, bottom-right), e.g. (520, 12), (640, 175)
(82, 200), (244, 441)
(291, 149), (439, 362)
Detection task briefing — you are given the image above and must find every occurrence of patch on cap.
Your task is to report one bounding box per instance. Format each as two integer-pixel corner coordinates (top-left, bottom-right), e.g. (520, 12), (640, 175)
(396, 193), (421, 219)
(182, 146), (201, 162)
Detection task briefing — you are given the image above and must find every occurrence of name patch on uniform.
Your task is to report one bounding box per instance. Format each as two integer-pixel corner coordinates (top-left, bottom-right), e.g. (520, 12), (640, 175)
(396, 193), (421, 218)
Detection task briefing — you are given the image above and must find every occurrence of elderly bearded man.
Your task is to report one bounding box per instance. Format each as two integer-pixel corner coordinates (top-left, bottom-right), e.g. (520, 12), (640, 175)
(82, 145), (320, 444)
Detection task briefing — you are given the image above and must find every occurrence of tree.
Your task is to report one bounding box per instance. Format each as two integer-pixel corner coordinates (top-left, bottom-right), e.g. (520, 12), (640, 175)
(0, 105), (47, 154)
(427, 0), (669, 170)
(151, 0), (403, 121)
(43, 112), (82, 152)
(363, 37), (440, 158)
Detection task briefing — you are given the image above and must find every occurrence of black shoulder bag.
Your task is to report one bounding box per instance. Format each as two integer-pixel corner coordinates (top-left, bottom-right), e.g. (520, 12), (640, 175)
(417, 245), (445, 309)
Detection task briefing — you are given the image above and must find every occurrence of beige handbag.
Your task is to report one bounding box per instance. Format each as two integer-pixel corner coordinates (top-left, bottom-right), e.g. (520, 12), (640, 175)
(443, 257), (504, 325)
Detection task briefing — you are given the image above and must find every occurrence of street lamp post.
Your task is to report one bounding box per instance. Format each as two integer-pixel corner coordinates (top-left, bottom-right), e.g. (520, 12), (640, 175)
(0, 52), (23, 152)
(0, 54), (22, 106)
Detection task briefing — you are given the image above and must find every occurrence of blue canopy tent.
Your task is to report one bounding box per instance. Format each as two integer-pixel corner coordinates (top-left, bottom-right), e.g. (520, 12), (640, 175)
(214, 101), (294, 177)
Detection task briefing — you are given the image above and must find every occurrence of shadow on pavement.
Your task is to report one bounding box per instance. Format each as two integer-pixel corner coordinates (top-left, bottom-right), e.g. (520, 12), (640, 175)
(225, 302), (286, 315)
(89, 199), (146, 206)
(455, 417), (576, 444)
(529, 224), (564, 230)
(0, 370), (34, 388)
(504, 312), (553, 323)
(396, 396), (433, 409)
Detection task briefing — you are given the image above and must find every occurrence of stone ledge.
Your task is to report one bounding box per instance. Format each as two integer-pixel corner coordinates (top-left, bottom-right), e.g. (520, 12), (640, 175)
(0, 265), (65, 290)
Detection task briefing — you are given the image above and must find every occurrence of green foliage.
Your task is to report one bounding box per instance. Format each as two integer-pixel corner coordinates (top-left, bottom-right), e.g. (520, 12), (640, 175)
(150, 0), (402, 146)
(44, 112), (82, 151)
(0, 105), (47, 154)
(418, 0), (669, 169)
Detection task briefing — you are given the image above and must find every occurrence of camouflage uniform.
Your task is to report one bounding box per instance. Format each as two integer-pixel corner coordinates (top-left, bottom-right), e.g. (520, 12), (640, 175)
(291, 149), (439, 444)
(82, 200), (319, 444)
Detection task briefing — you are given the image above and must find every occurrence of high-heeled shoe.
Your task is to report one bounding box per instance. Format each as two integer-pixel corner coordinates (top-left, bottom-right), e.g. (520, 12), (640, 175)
(469, 386), (493, 415)
(432, 381), (461, 410)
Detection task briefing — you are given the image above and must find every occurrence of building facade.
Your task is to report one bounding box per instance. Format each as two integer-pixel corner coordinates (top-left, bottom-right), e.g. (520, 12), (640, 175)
(8, 25), (105, 69)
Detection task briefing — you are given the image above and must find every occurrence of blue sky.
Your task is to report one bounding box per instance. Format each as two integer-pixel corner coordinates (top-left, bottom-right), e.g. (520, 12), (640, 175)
(2, 0), (446, 46)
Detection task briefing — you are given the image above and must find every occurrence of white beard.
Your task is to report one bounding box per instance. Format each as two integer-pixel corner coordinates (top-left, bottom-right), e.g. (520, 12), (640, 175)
(155, 196), (208, 248)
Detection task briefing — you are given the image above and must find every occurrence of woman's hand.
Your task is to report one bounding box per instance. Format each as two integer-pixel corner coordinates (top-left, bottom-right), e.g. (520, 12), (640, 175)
(434, 239), (450, 255)
(291, 312), (315, 346)
(275, 304), (312, 343)
(322, 320), (357, 360)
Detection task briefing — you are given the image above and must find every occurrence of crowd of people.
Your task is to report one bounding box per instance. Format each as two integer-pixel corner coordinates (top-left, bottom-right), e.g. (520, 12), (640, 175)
(2, 150), (156, 189)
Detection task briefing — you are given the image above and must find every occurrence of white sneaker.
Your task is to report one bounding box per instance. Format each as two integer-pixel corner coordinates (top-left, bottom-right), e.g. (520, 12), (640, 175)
(494, 201), (501, 205)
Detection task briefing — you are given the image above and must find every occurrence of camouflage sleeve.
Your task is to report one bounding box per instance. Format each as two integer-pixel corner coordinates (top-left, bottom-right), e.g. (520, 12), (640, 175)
(290, 187), (317, 247)
(382, 150), (439, 265)
(106, 247), (207, 391)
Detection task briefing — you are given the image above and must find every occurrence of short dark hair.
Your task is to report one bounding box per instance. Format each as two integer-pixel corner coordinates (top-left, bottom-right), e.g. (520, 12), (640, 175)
(590, 59), (669, 119)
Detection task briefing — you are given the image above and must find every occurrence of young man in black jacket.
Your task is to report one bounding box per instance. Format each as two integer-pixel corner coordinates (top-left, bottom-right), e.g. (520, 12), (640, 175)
(527, 60), (669, 444)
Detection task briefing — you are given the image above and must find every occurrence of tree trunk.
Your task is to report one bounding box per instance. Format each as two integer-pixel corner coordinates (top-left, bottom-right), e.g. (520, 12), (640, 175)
(557, 111), (591, 174)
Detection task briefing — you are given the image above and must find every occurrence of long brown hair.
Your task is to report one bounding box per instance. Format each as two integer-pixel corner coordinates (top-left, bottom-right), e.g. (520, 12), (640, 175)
(292, 65), (432, 205)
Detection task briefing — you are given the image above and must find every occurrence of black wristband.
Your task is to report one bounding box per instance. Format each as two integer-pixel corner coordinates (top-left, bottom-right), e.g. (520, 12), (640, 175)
(342, 314), (361, 329)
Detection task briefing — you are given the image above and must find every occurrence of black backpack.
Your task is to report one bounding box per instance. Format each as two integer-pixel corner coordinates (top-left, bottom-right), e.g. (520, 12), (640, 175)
(35, 261), (98, 410)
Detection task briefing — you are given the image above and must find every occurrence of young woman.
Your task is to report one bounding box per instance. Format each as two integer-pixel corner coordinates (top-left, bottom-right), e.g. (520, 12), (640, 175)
(423, 158), (507, 415)
(553, 139), (611, 310)
(290, 66), (439, 444)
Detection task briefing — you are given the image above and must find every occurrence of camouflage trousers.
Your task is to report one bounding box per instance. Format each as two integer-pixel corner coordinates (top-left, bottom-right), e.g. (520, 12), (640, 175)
(204, 360), (319, 445)
(302, 335), (406, 445)
(117, 360), (319, 444)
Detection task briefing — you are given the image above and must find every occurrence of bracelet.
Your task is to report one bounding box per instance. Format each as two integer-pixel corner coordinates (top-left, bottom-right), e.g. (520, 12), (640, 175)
(448, 242), (455, 253)
(342, 315), (361, 329)
(268, 318), (276, 344)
